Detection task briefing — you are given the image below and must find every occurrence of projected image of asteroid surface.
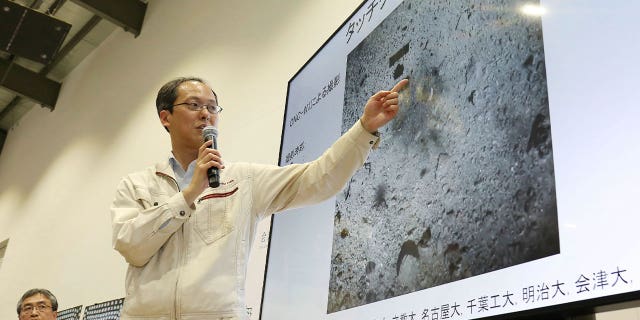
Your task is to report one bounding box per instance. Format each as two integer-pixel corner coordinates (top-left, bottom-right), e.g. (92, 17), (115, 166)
(328, 0), (559, 312)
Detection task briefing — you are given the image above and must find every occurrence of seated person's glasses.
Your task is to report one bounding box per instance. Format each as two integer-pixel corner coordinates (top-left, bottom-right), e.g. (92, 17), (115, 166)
(21, 304), (52, 313)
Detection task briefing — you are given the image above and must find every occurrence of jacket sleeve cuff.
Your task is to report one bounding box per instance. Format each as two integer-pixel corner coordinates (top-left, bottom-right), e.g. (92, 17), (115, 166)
(156, 192), (194, 232)
(354, 119), (382, 149)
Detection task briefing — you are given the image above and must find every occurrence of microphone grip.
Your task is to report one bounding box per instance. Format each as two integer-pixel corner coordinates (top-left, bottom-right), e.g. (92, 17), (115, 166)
(207, 137), (220, 188)
(207, 167), (220, 188)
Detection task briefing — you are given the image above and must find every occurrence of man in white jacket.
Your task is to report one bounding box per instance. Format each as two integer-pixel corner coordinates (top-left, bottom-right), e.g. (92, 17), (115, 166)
(111, 77), (408, 319)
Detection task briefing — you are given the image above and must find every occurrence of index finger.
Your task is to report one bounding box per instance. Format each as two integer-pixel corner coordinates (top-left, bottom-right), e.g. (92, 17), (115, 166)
(200, 139), (213, 150)
(391, 78), (409, 92)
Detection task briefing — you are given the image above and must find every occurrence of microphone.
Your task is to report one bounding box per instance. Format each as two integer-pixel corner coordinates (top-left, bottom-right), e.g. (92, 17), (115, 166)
(202, 126), (220, 188)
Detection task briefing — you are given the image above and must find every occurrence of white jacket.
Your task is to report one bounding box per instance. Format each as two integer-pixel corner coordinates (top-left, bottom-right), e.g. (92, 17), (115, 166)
(111, 122), (379, 320)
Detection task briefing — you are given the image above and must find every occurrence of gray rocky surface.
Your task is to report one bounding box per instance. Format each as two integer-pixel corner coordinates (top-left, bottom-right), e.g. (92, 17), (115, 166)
(328, 0), (558, 312)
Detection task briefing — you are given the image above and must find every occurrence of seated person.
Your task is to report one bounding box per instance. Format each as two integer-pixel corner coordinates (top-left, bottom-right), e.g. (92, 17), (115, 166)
(16, 288), (58, 320)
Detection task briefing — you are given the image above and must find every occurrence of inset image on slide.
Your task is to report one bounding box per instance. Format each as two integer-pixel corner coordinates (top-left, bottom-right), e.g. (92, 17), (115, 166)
(329, 0), (558, 312)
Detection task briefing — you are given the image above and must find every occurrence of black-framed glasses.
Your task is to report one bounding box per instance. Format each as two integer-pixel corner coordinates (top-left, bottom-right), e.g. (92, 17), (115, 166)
(21, 304), (52, 314)
(172, 102), (223, 114)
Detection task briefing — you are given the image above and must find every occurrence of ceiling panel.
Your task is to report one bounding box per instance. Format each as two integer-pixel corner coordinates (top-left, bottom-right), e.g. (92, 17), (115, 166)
(0, 0), (147, 155)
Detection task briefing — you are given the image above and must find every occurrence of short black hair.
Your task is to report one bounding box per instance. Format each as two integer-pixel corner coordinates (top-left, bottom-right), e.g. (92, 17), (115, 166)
(17, 288), (58, 315)
(155, 77), (218, 115)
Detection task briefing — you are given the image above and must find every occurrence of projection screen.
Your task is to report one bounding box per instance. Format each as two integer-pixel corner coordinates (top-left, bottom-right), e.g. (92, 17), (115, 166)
(261, 0), (640, 319)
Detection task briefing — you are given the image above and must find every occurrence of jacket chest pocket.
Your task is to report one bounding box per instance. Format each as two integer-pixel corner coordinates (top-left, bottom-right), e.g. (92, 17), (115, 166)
(194, 185), (239, 244)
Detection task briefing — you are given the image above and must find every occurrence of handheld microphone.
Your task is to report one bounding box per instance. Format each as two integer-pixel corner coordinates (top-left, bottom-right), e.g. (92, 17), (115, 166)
(202, 126), (220, 188)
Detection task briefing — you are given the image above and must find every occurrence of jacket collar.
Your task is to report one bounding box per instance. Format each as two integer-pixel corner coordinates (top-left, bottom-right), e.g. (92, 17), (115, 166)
(155, 158), (176, 179)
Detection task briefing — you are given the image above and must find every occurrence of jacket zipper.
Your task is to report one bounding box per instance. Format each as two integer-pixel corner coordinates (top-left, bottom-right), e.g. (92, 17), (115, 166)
(174, 225), (185, 320)
(156, 171), (183, 320)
